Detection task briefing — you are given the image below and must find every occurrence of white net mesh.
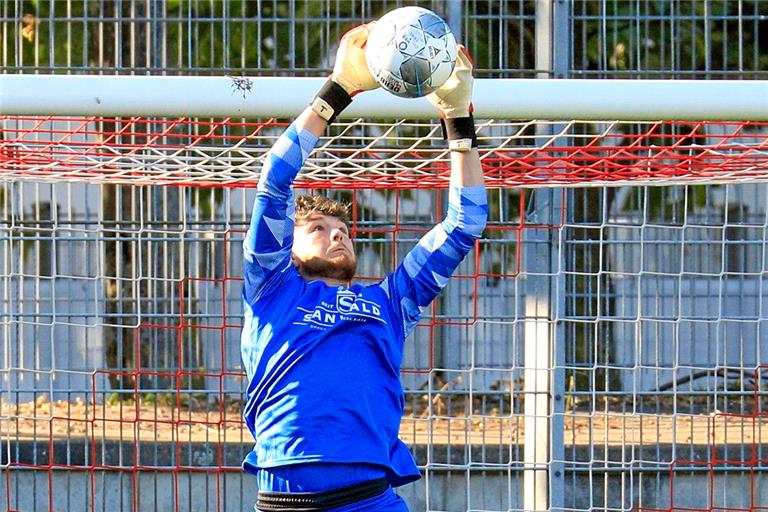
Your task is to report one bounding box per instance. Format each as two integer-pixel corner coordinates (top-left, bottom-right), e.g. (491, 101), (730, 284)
(3, 116), (768, 188)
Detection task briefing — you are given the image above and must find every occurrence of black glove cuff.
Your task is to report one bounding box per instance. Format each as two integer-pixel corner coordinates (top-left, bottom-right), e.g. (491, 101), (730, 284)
(439, 115), (478, 147)
(311, 79), (353, 124)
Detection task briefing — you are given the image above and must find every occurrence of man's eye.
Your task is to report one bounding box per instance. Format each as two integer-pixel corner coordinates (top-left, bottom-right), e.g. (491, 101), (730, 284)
(312, 226), (323, 232)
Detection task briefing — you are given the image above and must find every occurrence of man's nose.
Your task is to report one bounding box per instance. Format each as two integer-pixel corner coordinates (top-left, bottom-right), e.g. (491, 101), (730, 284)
(331, 228), (343, 241)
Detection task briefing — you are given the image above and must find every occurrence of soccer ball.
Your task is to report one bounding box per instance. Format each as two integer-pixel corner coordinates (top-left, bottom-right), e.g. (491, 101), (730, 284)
(365, 6), (458, 98)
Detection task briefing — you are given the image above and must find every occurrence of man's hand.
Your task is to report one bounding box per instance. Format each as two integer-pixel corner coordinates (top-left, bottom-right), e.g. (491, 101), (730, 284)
(427, 45), (474, 119)
(331, 23), (379, 96)
(310, 23), (377, 125)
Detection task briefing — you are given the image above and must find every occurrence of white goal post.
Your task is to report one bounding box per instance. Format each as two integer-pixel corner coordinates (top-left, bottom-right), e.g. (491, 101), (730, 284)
(2, 75), (768, 120)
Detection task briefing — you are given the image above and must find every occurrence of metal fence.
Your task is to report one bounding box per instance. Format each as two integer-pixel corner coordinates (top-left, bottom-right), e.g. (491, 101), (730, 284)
(2, 1), (768, 511)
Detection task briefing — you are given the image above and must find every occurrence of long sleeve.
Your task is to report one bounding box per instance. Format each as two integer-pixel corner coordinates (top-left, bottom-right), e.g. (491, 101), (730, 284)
(242, 122), (319, 303)
(386, 185), (488, 338)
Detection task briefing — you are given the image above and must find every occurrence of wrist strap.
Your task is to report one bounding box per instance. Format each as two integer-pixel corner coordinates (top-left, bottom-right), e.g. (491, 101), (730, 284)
(449, 138), (473, 152)
(439, 115), (478, 147)
(311, 79), (353, 124)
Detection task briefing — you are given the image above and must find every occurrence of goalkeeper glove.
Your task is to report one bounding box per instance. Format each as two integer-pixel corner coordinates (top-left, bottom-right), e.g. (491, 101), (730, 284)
(427, 45), (474, 119)
(427, 46), (478, 150)
(311, 23), (378, 124)
(331, 23), (379, 96)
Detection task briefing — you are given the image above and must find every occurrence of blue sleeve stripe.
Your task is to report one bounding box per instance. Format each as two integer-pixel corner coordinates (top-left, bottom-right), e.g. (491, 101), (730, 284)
(270, 134), (305, 169)
(445, 185), (488, 238)
(257, 126), (318, 198)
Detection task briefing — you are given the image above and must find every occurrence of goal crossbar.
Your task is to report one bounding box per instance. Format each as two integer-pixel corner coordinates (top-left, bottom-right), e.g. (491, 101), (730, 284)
(2, 75), (768, 121)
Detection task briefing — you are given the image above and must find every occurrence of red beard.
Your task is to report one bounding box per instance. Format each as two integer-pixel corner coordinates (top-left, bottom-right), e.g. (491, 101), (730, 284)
(293, 253), (357, 282)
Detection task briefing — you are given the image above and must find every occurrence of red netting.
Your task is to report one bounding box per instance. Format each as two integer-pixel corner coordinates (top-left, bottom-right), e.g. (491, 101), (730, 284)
(634, 366), (768, 512)
(2, 116), (767, 188)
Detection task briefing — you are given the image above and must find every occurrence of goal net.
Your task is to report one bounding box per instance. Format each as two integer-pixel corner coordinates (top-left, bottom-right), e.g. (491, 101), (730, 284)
(2, 82), (768, 511)
(3, 116), (768, 188)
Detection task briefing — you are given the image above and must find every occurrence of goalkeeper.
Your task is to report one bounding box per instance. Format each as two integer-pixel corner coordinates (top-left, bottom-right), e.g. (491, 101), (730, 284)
(241, 23), (487, 512)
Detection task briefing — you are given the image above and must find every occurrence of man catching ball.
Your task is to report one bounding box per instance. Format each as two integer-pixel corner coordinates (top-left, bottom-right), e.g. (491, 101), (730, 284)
(240, 23), (487, 511)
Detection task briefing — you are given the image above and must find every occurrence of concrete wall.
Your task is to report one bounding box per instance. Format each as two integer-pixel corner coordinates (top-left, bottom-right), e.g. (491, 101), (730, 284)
(4, 465), (768, 511)
(4, 441), (767, 511)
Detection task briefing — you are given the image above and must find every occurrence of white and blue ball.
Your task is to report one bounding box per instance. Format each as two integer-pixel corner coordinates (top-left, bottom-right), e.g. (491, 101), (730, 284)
(365, 6), (458, 98)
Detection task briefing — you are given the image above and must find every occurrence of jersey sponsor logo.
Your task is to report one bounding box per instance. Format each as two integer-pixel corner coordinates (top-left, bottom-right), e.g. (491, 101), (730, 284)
(336, 291), (382, 318)
(294, 290), (385, 330)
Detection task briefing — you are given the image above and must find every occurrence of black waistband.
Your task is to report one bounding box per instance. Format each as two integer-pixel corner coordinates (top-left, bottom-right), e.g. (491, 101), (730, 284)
(256, 477), (388, 511)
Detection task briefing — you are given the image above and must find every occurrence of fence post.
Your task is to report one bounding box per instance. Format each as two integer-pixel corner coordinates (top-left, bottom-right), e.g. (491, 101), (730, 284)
(445, 0), (463, 44)
(524, 0), (571, 510)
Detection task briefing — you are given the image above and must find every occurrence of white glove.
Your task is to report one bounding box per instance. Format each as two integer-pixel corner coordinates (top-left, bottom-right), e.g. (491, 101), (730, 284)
(331, 23), (379, 96)
(427, 45), (474, 118)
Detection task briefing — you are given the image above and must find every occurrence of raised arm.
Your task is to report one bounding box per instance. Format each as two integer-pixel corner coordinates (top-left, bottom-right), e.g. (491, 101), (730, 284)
(388, 47), (488, 337)
(242, 24), (378, 302)
(241, 112), (321, 303)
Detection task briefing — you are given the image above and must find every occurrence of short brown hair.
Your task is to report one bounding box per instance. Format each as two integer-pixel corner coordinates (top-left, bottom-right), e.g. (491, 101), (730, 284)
(294, 194), (350, 227)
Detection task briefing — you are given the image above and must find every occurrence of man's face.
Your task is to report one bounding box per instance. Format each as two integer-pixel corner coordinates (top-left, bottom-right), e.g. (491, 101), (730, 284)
(292, 213), (357, 282)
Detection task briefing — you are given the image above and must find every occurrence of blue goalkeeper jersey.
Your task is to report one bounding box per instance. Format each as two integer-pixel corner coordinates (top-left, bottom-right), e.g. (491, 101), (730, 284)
(241, 120), (487, 488)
